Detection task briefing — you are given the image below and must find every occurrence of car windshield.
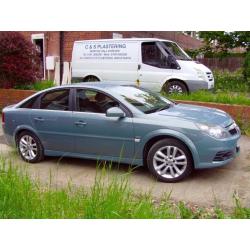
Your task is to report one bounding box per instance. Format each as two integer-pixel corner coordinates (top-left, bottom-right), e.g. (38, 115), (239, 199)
(113, 86), (173, 114)
(162, 41), (192, 61)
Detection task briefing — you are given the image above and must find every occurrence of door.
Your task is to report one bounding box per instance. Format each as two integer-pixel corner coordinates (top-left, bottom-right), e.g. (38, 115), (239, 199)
(138, 42), (173, 91)
(72, 89), (135, 160)
(31, 33), (45, 79)
(30, 88), (74, 153)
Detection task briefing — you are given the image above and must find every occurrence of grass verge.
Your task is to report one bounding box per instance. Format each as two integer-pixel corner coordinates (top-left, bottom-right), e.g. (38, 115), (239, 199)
(164, 90), (250, 106)
(0, 157), (250, 219)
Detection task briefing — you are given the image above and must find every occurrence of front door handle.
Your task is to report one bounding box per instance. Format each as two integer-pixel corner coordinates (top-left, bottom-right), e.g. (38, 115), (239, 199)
(34, 117), (44, 122)
(137, 64), (141, 70)
(74, 121), (87, 126)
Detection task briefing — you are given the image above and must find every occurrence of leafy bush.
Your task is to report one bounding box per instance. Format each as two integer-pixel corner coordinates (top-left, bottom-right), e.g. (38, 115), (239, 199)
(14, 80), (55, 91)
(213, 69), (250, 92)
(243, 51), (250, 81)
(0, 32), (42, 88)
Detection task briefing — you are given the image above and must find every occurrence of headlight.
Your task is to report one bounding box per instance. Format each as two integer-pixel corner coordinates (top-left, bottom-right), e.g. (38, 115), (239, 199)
(196, 123), (229, 139)
(195, 68), (207, 81)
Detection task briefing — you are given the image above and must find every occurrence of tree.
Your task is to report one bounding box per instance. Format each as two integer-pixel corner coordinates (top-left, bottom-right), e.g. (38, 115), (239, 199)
(0, 32), (42, 88)
(199, 31), (250, 52)
(199, 31), (250, 79)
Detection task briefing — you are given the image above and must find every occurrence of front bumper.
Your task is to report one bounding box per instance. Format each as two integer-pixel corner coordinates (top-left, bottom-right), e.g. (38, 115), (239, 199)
(186, 79), (214, 92)
(194, 134), (241, 169)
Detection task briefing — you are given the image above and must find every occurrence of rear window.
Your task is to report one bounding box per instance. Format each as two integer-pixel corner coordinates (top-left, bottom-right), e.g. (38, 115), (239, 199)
(19, 96), (39, 109)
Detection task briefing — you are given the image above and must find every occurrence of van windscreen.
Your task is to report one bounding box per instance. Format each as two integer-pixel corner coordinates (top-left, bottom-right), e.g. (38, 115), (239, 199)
(162, 42), (192, 61)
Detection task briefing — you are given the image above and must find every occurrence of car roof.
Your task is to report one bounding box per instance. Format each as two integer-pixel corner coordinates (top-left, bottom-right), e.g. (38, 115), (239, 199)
(51, 82), (136, 90)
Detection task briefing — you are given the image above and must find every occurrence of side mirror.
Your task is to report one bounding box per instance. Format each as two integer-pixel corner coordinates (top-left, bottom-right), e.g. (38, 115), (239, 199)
(106, 107), (126, 118)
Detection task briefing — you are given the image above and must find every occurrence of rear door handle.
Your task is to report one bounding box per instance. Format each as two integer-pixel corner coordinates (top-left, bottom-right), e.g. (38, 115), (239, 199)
(34, 117), (44, 122)
(74, 121), (87, 126)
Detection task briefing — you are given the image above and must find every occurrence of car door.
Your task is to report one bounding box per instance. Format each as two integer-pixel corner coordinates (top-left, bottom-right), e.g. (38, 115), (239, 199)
(138, 42), (173, 91)
(30, 88), (74, 153)
(72, 88), (135, 160)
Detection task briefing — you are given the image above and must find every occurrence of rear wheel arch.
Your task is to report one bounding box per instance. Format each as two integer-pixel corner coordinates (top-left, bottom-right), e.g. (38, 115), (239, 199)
(83, 75), (100, 82)
(15, 128), (40, 145)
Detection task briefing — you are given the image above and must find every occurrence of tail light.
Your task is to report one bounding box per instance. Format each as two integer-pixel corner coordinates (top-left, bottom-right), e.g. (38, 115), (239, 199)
(2, 112), (5, 124)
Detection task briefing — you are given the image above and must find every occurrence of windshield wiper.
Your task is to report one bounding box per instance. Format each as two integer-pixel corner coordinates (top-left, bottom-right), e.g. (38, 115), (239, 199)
(145, 104), (171, 114)
(157, 104), (171, 111)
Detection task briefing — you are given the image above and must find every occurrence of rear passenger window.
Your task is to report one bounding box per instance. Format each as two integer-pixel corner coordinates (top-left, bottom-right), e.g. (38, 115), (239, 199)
(40, 89), (70, 111)
(20, 96), (39, 109)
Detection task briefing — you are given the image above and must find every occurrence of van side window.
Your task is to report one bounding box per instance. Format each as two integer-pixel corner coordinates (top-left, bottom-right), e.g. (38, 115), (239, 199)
(141, 42), (170, 68)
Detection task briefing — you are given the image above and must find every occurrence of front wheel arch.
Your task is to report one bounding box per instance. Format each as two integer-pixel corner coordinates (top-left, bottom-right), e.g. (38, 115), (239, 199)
(143, 135), (194, 168)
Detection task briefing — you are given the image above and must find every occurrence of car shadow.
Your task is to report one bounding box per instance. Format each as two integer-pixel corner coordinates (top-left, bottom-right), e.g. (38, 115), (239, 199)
(42, 155), (232, 183)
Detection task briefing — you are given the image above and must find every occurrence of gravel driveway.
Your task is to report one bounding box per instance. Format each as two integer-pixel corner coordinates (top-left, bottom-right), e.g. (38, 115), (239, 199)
(1, 124), (250, 209)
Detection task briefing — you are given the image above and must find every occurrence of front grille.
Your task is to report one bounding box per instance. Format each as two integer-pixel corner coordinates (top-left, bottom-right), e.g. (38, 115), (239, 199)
(206, 72), (214, 82)
(213, 150), (234, 161)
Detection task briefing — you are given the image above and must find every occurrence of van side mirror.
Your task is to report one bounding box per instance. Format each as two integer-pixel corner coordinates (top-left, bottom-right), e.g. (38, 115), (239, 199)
(168, 55), (180, 69)
(106, 107), (126, 118)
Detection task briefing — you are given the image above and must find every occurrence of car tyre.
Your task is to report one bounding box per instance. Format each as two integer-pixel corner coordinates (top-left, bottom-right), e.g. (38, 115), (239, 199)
(17, 131), (44, 163)
(147, 138), (193, 182)
(165, 81), (188, 94)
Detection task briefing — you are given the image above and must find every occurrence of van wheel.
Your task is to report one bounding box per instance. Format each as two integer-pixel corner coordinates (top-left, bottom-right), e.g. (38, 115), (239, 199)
(83, 76), (100, 82)
(165, 81), (187, 94)
(147, 138), (193, 182)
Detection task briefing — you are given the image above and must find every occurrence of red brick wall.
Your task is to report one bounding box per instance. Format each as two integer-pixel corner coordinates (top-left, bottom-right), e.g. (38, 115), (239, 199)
(18, 31), (202, 62)
(177, 100), (250, 121)
(112, 31), (202, 50)
(63, 32), (103, 61)
(1, 89), (249, 122)
(0, 89), (36, 109)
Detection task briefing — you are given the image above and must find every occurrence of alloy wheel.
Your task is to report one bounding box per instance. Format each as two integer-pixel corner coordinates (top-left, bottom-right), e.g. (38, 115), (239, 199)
(153, 146), (187, 179)
(168, 84), (183, 94)
(19, 135), (38, 161)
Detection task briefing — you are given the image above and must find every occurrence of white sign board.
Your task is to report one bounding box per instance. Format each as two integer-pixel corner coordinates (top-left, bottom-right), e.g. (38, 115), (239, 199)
(74, 41), (139, 62)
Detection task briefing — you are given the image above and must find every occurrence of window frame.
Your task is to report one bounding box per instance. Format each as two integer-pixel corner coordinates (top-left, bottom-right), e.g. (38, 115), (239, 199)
(37, 88), (74, 111)
(72, 87), (133, 117)
(141, 41), (171, 69)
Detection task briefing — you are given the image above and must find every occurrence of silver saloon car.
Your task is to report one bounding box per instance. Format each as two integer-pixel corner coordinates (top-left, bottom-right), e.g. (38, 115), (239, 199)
(2, 83), (241, 182)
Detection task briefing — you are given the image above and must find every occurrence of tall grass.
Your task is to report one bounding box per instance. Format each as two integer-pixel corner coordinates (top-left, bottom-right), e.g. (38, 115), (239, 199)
(0, 157), (250, 219)
(213, 69), (250, 92)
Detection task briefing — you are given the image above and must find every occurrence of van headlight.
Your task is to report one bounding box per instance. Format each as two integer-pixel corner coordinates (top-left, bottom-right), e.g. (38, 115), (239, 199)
(196, 123), (229, 139)
(195, 68), (207, 81)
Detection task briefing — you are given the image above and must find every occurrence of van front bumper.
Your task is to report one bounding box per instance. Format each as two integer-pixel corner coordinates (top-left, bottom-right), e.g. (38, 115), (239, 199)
(186, 80), (214, 92)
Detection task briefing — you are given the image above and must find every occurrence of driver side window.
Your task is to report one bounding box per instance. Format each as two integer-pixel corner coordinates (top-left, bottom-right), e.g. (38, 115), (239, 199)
(141, 42), (170, 68)
(76, 89), (119, 113)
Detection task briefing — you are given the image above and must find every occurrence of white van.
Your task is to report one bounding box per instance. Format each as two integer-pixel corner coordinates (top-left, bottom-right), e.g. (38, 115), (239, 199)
(71, 38), (214, 94)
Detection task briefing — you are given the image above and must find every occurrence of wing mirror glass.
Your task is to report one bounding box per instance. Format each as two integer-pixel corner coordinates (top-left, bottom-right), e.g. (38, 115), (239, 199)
(106, 107), (126, 118)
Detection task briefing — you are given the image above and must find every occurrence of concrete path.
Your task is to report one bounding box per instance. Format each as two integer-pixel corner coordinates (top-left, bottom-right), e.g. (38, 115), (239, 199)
(1, 125), (250, 209)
